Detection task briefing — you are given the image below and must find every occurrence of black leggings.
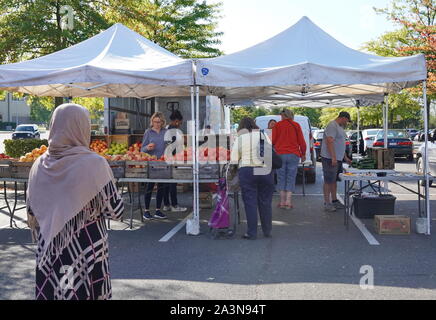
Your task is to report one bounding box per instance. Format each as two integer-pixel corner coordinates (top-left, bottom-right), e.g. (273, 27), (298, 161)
(144, 183), (166, 210)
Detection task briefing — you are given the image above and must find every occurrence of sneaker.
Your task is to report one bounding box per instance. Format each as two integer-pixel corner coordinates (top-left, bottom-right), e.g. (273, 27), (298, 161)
(154, 210), (167, 219)
(162, 206), (171, 211)
(171, 205), (187, 212)
(332, 200), (345, 209)
(143, 211), (153, 220)
(324, 203), (337, 212)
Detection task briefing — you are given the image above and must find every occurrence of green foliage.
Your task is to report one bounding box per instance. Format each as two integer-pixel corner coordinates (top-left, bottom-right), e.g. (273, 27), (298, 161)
(4, 139), (48, 158)
(288, 107), (322, 128)
(231, 106), (269, 124)
(29, 97), (53, 124)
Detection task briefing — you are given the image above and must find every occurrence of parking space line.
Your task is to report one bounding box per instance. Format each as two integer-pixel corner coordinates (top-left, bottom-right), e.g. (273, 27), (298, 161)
(337, 195), (380, 246)
(159, 212), (193, 242)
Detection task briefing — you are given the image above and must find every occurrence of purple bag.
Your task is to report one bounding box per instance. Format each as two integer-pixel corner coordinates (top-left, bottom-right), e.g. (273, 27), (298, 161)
(208, 178), (230, 229)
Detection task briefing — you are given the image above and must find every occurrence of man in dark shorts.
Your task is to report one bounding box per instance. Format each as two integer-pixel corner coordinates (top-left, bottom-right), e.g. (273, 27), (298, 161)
(320, 112), (352, 212)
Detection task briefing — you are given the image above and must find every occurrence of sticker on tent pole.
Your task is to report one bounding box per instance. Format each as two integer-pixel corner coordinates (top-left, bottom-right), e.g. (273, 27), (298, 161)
(201, 68), (209, 76)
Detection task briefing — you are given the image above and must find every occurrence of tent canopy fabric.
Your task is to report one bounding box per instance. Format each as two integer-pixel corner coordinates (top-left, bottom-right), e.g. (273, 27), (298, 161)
(195, 16), (427, 102)
(0, 23), (194, 97)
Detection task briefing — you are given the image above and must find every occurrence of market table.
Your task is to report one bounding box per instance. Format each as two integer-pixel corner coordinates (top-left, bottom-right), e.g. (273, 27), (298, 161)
(116, 178), (241, 230)
(340, 169), (429, 230)
(0, 178), (28, 227)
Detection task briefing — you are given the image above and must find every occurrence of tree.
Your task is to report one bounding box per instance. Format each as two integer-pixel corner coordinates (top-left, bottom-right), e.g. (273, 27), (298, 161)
(0, 0), (223, 118)
(366, 0), (436, 98)
(106, 0), (223, 58)
(29, 97), (53, 125)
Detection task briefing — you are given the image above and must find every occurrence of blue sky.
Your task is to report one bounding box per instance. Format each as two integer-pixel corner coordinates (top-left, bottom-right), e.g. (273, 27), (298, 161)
(209, 0), (399, 54)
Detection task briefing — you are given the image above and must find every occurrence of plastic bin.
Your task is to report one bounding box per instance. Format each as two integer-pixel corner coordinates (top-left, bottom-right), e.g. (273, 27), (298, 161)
(352, 194), (396, 219)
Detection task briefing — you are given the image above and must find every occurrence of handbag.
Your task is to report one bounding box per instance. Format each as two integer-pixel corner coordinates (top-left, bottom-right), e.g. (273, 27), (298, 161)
(259, 130), (282, 170)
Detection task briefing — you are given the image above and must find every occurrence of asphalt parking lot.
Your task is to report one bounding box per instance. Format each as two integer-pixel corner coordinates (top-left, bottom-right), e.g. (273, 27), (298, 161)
(0, 157), (435, 300)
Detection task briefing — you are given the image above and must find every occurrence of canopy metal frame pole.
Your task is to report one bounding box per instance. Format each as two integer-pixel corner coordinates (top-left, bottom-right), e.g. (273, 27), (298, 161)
(194, 86), (200, 229)
(423, 80), (431, 235)
(189, 86), (199, 234)
(384, 94), (388, 148)
(357, 103), (360, 155)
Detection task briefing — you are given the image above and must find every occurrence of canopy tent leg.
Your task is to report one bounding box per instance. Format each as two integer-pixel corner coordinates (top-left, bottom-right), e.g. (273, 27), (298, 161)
(383, 94), (388, 148)
(357, 104), (360, 155)
(423, 81), (431, 235)
(194, 86), (200, 231)
(187, 86), (200, 235)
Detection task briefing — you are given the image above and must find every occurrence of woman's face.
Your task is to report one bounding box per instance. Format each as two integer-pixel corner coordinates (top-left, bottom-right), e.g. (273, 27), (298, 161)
(268, 121), (277, 129)
(152, 117), (163, 130)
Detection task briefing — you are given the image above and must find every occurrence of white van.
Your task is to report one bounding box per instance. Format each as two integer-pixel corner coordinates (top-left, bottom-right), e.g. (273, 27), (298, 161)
(255, 115), (316, 183)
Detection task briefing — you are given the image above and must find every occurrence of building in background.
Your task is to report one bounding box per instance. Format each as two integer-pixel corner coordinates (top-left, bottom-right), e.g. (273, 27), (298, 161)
(0, 93), (31, 126)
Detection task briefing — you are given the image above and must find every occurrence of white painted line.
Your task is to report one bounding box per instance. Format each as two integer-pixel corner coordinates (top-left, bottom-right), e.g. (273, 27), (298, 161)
(337, 194), (380, 246)
(159, 212), (193, 242)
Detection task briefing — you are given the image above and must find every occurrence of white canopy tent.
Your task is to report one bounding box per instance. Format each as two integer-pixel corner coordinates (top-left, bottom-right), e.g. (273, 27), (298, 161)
(0, 23), (205, 232)
(195, 16), (431, 234)
(0, 23), (195, 98)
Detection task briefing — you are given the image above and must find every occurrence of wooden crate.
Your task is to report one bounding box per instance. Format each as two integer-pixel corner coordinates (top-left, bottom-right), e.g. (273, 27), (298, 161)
(125, 161), (148, 178)
(172, 165), (193, 180)
(108, 134), (129, 147)
(148, 161), (172, 179)
(107, 160), (125, 179)
(11, 162), (33, 179)
(199, 164), (220, 179)
(368, 148), (395, 170)
(374, 215), (410, 235)
(0, 160), (12, 178)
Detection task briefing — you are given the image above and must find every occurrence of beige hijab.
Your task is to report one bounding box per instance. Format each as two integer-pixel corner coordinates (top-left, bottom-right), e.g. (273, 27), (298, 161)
(27, 103), (115, 268)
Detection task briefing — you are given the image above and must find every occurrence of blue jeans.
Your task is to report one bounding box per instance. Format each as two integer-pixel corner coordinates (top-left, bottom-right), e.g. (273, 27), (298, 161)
(276, 153), (300, 192)
(238, 167), (274, 238)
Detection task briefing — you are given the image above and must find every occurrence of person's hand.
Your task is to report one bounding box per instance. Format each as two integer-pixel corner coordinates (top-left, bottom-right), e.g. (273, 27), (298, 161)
(147, 143), (155, 151)
(331, 158), (337, 167)
(301, 156), (306, 163)
(346, 157), (352, 165)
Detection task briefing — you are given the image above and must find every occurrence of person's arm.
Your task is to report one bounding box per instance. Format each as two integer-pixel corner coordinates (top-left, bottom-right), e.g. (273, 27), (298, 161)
(230, 135), (240, 165)
(343, 154), (352, 165)
(325, 136), (337, 166)
(141, 130), (151, 152)
(295, 123), (307, 162)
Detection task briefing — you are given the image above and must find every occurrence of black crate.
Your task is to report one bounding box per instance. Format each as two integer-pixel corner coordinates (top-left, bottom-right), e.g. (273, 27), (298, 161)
(148, 161), (172, 179)
(352, 194), (396, 219)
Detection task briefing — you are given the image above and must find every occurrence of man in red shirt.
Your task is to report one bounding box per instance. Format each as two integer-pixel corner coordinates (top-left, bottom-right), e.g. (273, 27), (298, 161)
(272, 109), (306, 209)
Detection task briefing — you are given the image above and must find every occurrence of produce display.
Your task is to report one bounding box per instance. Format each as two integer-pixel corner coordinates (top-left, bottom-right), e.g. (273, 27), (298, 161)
(351, 157), (376, 169)
(90, 139), (108, 156)
(0, 153), (13, 160)
(198, 147), (231, 162)
(106, 142), (128, 156)
(19, 145), (48, 162)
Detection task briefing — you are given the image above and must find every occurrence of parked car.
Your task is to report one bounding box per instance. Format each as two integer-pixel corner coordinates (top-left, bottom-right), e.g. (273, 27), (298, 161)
(313, 129), (324, 161)
(255, 114), (316, 183)
(372, 129), (414, 161)
(406, 128), (419, 140)
(415, 129), (435, 142)
(349, 131), (362, 154)
(415, 141), (436, 186)
(361, 129), (382, 155)
(11, 124), (40, 140)
(313, 129), (352, 161)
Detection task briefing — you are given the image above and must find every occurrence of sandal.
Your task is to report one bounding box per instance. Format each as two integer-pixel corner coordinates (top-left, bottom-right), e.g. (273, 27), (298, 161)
(277, 203), (286, 209)
(285, 204), (294, 210)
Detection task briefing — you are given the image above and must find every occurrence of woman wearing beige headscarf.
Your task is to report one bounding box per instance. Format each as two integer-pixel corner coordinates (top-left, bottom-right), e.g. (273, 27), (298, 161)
(27, 103), (124, 300)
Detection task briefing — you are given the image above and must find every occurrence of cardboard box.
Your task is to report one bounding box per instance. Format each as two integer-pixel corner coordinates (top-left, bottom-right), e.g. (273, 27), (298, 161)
(374, 215), (410, 235)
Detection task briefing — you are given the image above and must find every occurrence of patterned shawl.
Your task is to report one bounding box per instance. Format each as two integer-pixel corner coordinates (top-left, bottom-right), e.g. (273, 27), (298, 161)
(27, 104), (115, 268)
